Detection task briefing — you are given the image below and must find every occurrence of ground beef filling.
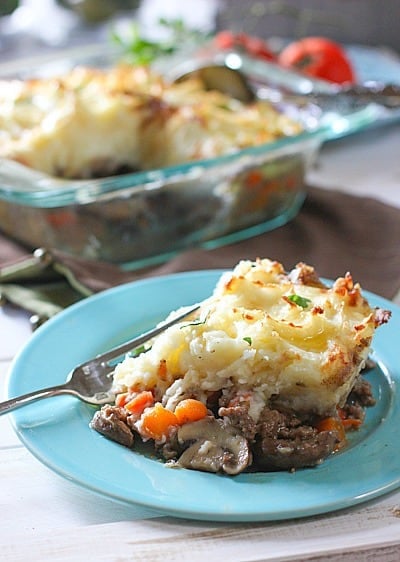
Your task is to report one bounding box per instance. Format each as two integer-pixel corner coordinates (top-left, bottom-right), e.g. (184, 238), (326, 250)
(90, 374), (375, 474)
(340, 375), (376, 422)
(220, 406), (339, 471)
(218, 375), (375, 471)
(91, 404), (134, 448)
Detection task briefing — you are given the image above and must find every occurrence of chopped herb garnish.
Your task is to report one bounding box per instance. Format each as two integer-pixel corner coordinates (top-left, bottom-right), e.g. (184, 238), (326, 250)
(129, 344), (151, 357)
(243, 336), (252, 345)
(180, 312), (209, 329)
(287, 294), (312, 308)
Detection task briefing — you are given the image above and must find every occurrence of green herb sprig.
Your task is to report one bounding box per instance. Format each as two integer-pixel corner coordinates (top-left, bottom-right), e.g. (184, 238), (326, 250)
(180, 311), (210, 329)
(110, 18), (210, 65)
(129, 344), (151, 357)
(287, 294), (312, 308)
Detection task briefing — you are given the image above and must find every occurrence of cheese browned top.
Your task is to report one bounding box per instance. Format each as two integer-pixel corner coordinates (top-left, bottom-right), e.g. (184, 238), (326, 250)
(0, 65), (302, 179)
(113, 258), (390, 419)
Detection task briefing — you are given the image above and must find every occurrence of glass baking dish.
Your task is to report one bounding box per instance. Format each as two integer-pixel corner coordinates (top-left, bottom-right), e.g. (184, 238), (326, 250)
(0, 44), (383, 269)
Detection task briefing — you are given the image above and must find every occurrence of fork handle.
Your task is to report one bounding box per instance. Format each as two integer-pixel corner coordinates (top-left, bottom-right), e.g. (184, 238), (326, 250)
(0, 385), (68, 415)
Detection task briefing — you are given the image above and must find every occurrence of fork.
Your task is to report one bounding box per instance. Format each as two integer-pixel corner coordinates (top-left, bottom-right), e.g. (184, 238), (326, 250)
(0, 304), (200, 415)
(171, 53), (400, 109)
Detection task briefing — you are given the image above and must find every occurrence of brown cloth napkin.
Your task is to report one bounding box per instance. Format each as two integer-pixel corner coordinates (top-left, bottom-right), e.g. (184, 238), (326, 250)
(1, 186), (399, 319)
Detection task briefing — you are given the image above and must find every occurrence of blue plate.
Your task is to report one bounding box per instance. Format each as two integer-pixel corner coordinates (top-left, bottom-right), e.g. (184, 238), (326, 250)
(6, 271), (400, 522)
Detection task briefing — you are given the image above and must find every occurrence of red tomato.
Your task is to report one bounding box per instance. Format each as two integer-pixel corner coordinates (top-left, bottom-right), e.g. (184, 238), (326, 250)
(278, 37), (356, 84)
(214, 31), (276, 62)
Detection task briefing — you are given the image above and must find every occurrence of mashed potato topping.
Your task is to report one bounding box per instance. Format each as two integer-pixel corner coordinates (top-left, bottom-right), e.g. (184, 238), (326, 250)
(0, 65), (302, 179)
(113, 258), (389, 420)
(91, 257), (390, 473)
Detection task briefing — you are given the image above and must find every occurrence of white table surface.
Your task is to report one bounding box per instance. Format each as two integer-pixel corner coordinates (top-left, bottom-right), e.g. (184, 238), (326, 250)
(1, 121), (400, 561)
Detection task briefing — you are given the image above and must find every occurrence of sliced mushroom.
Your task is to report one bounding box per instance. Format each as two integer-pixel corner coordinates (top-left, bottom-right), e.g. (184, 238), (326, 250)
(175, 416), (251, 475)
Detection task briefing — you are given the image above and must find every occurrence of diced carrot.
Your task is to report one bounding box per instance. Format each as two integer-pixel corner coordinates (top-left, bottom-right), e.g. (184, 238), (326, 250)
(337, 407), (363, 430)
(174, 399), (208, 425)
(140, 403), (179, 440)
(124, 391), (154, 416)
(315, 416), (346, 448)
(127, 383), (143, 394)
(46, 210), (76, 228)
(315, 416), (344, 434)
(245, 169), (263, 188)
(342, 417), (363, 430)
(157, 359), (168, 380)
(115, 392), (129, 408)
